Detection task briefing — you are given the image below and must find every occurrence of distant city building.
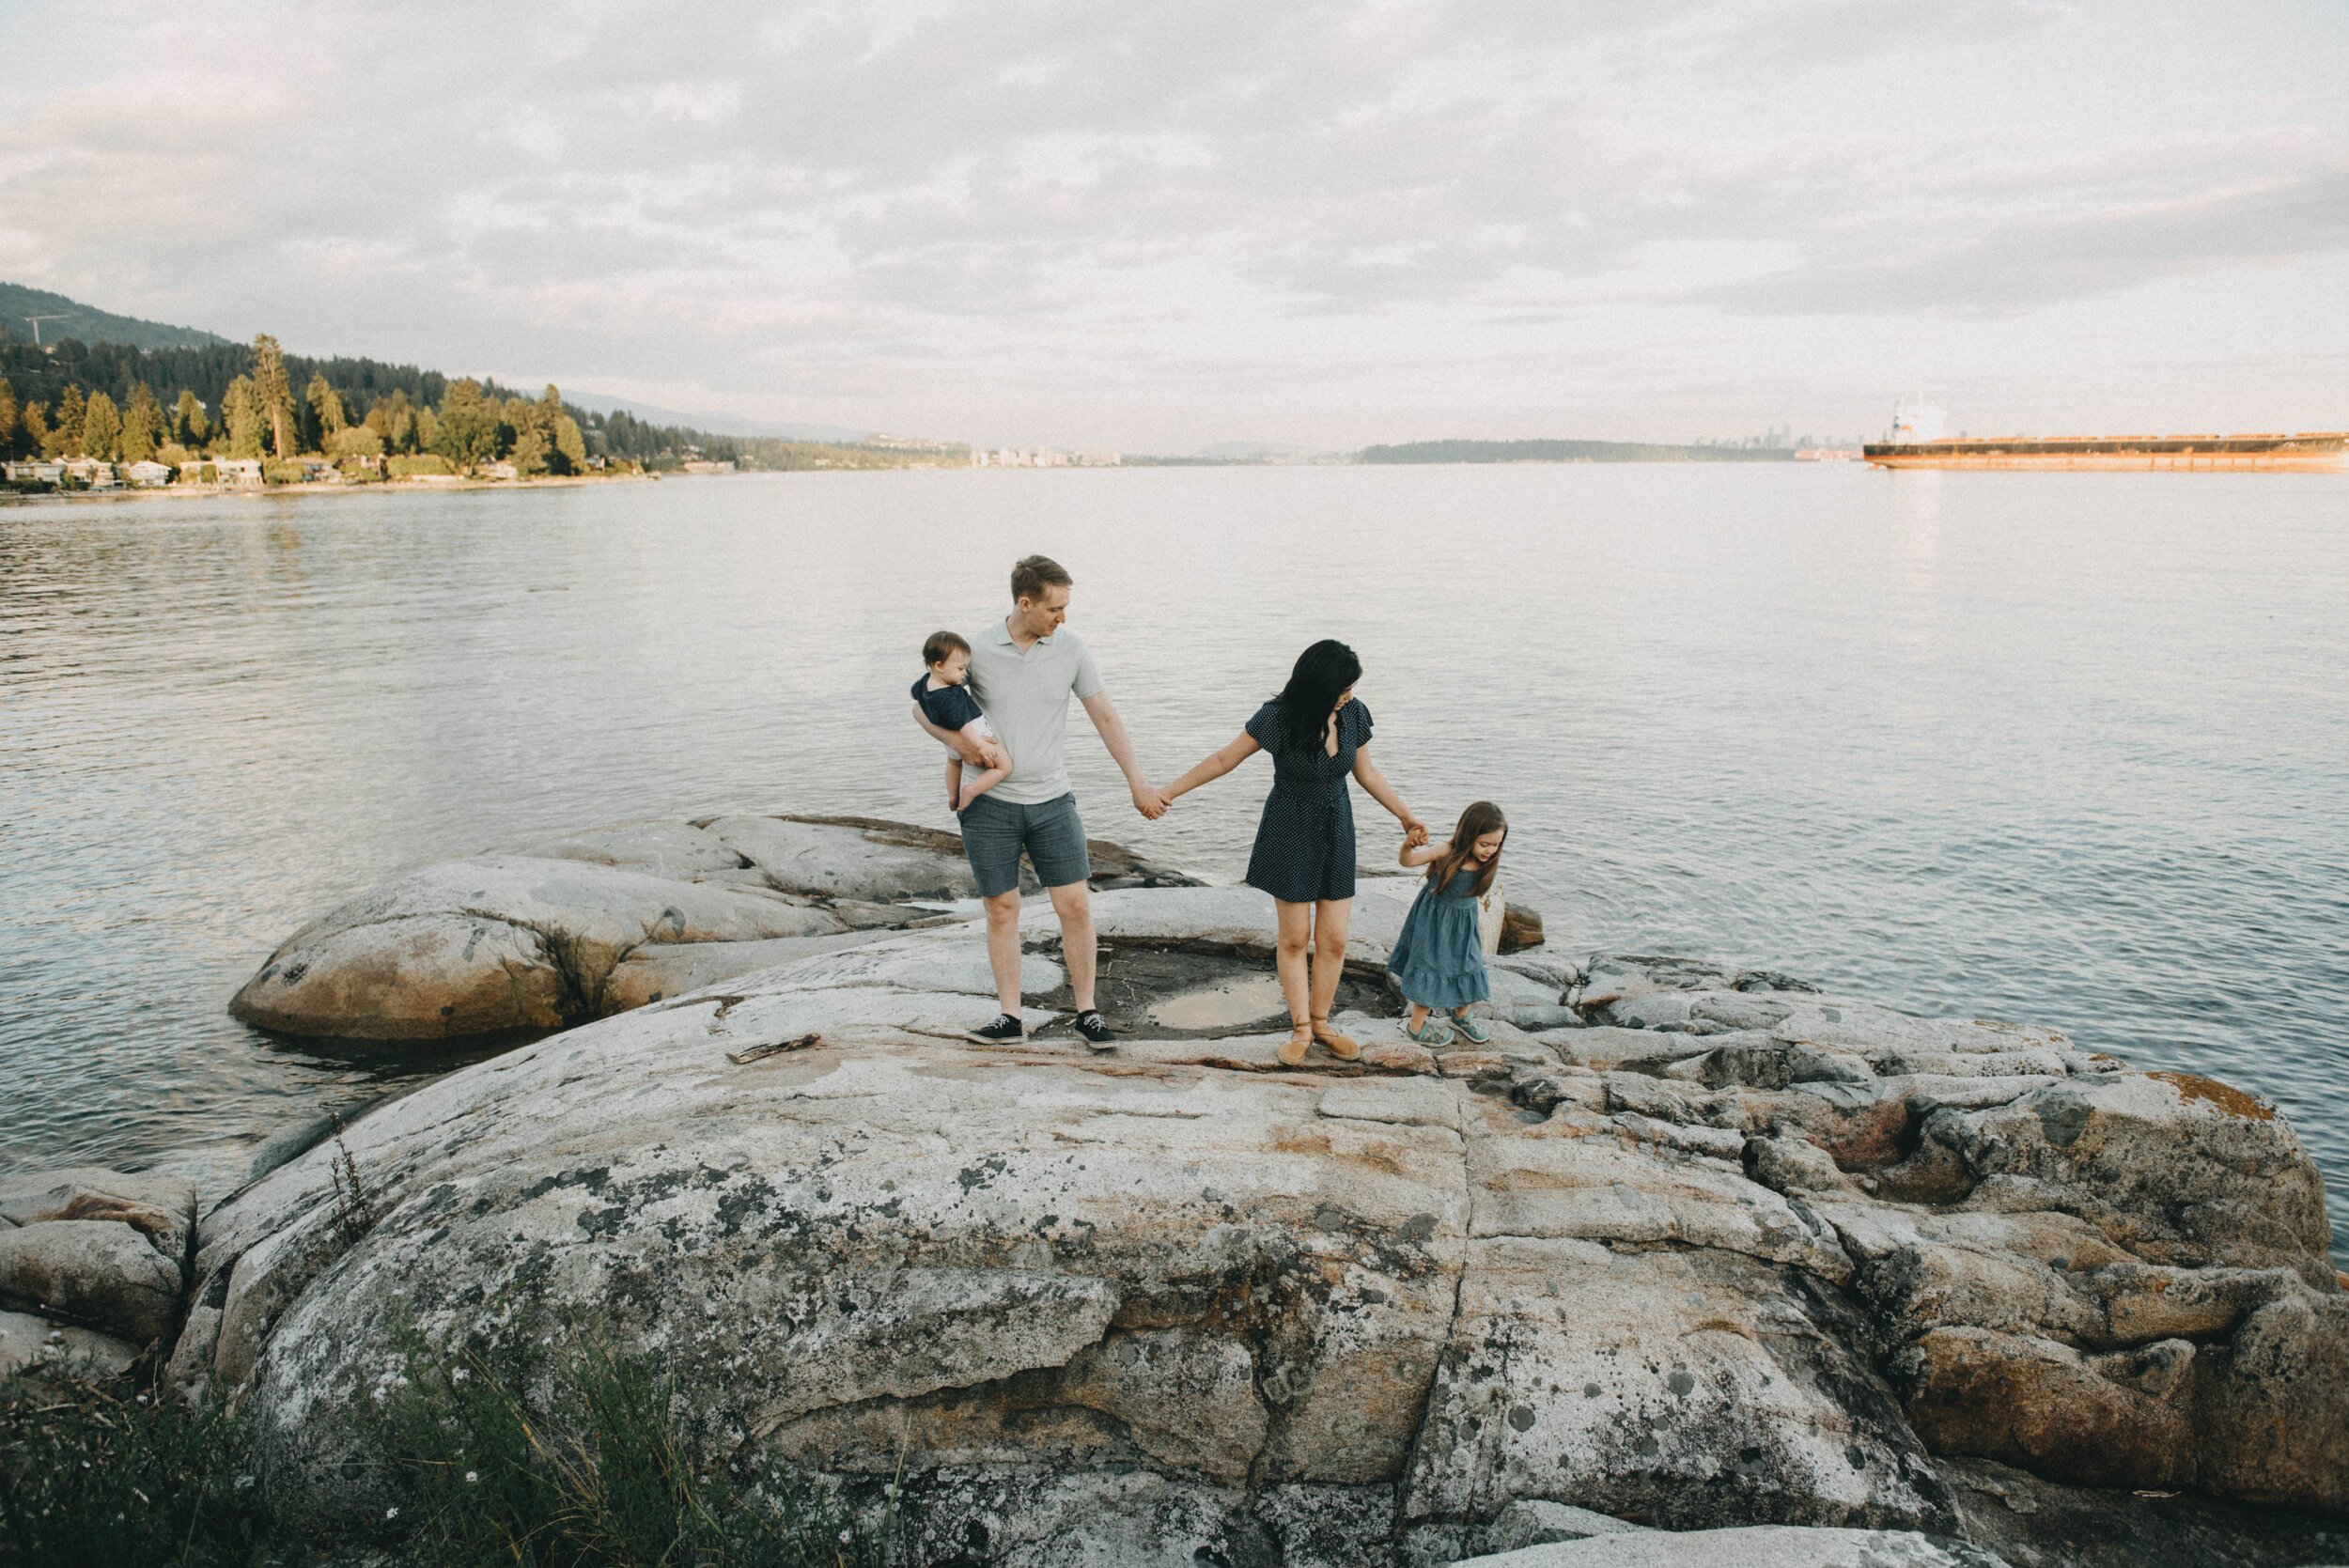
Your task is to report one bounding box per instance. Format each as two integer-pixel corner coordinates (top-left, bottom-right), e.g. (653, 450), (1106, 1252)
(971, 446), (1122, 468)
(679, 458), (736, 475)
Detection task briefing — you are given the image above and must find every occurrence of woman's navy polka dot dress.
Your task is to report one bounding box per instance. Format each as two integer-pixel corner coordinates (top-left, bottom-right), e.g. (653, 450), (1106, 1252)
(1244, 698), (1372, 903)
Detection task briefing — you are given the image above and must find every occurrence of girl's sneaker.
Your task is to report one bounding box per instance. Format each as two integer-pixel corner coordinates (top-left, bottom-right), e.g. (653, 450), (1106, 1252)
(1403, 1016), (1455, 1047)
(1450, 1012), (1493, 1045)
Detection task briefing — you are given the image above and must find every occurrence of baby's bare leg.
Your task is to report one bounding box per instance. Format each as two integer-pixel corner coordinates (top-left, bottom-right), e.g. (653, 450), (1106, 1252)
(957, 737), (1012, 810)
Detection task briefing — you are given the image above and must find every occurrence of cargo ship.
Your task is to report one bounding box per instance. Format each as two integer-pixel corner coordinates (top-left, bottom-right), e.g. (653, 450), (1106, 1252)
(1862, 401), (2346, 472)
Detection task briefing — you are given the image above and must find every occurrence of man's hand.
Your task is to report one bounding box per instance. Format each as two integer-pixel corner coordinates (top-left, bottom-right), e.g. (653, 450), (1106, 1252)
(979, 740), (1009, 770)
(1131, 782), (1171, 820)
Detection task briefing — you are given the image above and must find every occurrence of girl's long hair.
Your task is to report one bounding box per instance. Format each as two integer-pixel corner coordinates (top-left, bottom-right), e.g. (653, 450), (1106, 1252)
(1427, 800), (1508, 897)
(1270, 639), (1362, 754)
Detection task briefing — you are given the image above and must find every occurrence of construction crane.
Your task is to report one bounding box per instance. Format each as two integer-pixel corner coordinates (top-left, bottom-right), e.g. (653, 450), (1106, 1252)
(23, 314), (73, 347)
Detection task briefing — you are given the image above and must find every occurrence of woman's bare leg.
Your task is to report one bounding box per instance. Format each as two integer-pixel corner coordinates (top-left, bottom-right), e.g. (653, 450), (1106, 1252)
(1274, 899), (1314, 1063)
(1309, 898), (1357, 1058)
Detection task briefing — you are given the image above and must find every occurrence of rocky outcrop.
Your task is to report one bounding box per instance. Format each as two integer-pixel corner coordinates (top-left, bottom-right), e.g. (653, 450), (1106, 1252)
(0, 809), (2250, 1566)
(157, 819), (2345, 1565)
(0, 1166), (194, 1350)
(226, 813), (1199, 1043)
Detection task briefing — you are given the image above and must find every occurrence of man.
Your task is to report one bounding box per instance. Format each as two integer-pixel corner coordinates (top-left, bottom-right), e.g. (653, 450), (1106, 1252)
(913, 554), (1167, 1049)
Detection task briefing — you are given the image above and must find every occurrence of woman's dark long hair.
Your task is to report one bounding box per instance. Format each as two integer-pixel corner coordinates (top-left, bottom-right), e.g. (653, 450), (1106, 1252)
(1270, 640), (1362, 754)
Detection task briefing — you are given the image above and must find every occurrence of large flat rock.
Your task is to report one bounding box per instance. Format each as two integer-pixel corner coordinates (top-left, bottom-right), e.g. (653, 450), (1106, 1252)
(166, 929), (2342, 1561)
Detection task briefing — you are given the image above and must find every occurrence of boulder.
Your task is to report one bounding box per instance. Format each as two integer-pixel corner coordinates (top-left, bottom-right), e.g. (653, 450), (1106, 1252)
(1453, 1526), (2012, 1567)
(0, 1219), (182, 1343)
(518, 817), (751, 877)
(229, 815), (1200, 1046)
(0, 1166), (196, 1266)
(0, 1308), (142, 1377)
(229, 853), (839, 1041)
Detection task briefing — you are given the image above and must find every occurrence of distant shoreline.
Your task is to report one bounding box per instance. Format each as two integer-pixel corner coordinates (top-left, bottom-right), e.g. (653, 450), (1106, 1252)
(0, 472), (657, 506)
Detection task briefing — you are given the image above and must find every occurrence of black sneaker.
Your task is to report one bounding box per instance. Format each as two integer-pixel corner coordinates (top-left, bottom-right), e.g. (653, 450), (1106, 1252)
(967, 1014), (1024, 1044)
(1071, 1010), (1117, 1051)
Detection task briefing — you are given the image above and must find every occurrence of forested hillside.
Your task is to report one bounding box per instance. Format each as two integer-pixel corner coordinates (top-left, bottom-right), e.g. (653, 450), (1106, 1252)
(0, 287), (960, 477)
(0, 283), (227, 351)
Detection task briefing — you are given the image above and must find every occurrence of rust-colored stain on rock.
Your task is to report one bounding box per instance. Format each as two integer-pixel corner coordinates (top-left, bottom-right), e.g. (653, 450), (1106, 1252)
(2148, 1071), (2275, 1122)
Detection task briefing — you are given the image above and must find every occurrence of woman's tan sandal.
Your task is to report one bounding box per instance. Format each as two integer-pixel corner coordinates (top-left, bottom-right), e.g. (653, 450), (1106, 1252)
(1312, 1017), (1360, 1060)
(1279, 1023), (1313, 1066)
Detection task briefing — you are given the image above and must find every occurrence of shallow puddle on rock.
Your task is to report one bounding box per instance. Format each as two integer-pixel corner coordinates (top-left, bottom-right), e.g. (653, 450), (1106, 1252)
(1147, 975), (1288, 1031)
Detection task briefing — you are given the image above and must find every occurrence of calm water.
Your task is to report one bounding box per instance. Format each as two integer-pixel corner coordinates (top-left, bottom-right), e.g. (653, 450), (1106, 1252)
(4, 468), (2344, 1257)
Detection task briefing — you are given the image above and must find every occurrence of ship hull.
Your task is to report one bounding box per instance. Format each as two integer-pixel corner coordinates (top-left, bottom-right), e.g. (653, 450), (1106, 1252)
(1864, 433), (2346, 473)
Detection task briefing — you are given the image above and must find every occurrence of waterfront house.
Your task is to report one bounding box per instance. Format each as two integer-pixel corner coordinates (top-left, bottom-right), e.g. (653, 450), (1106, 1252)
(478, 460), (520, 480)
(124, 460), (173, 488)
(61, 458), (118, 489)
(4, 459), (65, 484)
(179, 458), (264, 487)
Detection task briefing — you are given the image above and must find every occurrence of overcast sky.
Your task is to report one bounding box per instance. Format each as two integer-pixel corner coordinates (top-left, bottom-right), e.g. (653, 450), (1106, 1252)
(4, 1), (2343, 450)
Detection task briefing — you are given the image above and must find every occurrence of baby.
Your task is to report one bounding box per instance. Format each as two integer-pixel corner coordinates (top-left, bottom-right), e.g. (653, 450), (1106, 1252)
(913, 630), (1011, 812)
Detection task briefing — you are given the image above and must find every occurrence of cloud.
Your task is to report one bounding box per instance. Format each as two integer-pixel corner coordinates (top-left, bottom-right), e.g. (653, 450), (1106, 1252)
(1712, 165), (2349, 315)
(0, 0), (2342, 445)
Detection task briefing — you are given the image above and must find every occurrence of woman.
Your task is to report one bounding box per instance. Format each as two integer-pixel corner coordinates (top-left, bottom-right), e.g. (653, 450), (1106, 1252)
(1160, 640), (1427, 1064)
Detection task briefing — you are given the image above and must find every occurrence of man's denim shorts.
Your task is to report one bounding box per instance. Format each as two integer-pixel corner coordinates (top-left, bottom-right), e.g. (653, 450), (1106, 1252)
(958, 791), (1092, 898)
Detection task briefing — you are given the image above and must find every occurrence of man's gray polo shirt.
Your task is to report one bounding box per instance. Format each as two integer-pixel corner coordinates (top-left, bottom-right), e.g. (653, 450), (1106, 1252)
(964, 618), (1104, 806)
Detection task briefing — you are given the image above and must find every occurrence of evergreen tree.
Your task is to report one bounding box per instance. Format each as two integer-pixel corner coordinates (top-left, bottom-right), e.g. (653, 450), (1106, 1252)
(52, 385), (86, 457)
(120, 383), (163, 464)
(81, 391), (122, 461)
(175, 388), (209, 445)
(250, 334), (294, 459)
(305, 374), (348, 436)
(511, 418), (552, 476)
(554, 413), (587, 474)
(412, 404), (441, 455)
(431, 379), (500, 469)
(22, 402), (51, 458)
(0, 376), (17, 458)
(221, 376), (266, 458)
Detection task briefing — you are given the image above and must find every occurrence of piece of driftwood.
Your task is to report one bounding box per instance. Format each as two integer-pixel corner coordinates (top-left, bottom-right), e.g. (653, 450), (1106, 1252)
(725, 1032), (823, 1065)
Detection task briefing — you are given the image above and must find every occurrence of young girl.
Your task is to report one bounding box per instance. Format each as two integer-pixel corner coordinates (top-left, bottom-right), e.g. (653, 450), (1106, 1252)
(1388, 801), (1508, 1046)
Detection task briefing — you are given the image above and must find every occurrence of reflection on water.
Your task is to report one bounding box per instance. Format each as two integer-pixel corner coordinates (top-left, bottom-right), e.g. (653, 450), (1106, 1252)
(3, 467), (2345, 1257)
(1148, 975), (1289, 1032)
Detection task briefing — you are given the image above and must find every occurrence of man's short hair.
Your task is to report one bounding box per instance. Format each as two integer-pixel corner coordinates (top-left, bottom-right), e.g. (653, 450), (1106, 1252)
(1011, 554), (1073, 604)
(923, 629), (971, 665)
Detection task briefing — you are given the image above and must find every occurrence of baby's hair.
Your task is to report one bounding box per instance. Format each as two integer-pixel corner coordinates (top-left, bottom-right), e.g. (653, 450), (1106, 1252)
(1427, 800), (1508, 898)
(923, 630), (971, 665)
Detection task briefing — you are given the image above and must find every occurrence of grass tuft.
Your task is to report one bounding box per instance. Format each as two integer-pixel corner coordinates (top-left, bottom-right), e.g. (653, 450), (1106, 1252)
(0, 1322), (890, 1568)
(0, 1357), (268, 1568)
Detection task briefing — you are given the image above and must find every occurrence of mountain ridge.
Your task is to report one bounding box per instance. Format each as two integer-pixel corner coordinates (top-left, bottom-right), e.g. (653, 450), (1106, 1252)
(0, 283), (230, 351)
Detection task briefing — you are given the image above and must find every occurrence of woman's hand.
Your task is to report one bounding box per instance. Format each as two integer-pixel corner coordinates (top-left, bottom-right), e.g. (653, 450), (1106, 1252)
(1403, 818), (1430, 848)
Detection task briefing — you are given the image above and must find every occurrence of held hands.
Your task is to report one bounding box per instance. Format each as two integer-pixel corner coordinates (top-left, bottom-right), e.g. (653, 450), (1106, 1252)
(1402, 818), (1430, 848)
(1131, 782), (1172, 820)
